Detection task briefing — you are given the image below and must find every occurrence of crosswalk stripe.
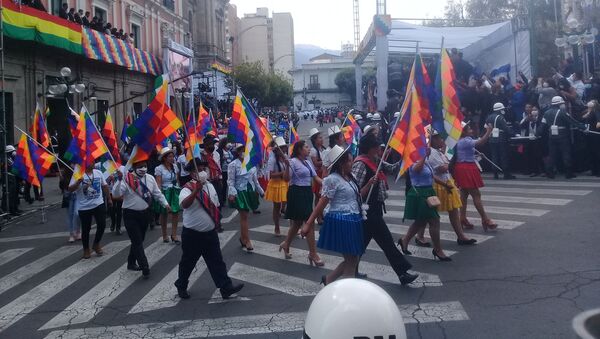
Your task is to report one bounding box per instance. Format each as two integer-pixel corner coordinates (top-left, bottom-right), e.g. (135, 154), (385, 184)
(0, 241), (129, 334)
(385, 199), (549, 216)
(471, 195), (572, 205)
(0, 246), (80, 296)
(208, 289), (251, 304)
(40, 238), (174, 330)
(387, 224), (494, 244)
(384, 211), (524, 229)
(44, 301), (469, 338)
(251, 240), (442, 287)
(390, 187), (591, 197)
(0, 248), (33, 266)
(486, 180), (600, 188)
(228, 262), (322, 296)
(251, 225), (454, 261)
(128, 231), (236, 314)
(0, 233), (70, 243)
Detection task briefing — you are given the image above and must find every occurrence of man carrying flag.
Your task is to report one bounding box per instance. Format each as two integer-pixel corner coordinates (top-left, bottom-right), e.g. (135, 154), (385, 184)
(25, 103), (51, 203)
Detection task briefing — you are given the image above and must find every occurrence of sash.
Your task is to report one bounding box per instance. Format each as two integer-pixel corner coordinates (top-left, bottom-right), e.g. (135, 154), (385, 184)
(184, 181), (221, 227)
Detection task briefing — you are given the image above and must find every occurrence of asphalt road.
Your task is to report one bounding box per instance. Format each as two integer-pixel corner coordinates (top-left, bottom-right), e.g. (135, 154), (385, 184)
(0, 118), (599, 339)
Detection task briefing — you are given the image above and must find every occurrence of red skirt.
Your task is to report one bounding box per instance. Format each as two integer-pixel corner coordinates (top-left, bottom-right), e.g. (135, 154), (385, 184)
(453, 162), (484, 189)
(312, 167), (324, 194)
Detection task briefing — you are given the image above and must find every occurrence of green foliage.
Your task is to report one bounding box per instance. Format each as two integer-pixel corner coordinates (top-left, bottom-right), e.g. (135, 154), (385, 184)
(230, 62), (293, 108)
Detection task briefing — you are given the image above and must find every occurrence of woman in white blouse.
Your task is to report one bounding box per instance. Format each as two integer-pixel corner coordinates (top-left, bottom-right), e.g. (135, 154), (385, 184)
(153, 147), (181, 243)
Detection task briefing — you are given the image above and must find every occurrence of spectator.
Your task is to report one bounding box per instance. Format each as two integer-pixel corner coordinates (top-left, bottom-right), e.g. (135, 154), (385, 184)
(104, 22), (112, 35)
(128, 33), (135, 44)
(582, 100), (600, 176)
(519, 106), (544, 176)
(90, 16), (99, 31)
(67, 8), (75, 22)
(82, 11), (91, 26)
(567, 71), (586, 101)
(73, 10), (82, 25)
(536, 77), (558, 112)
(27, 0), (46, 11)
(118, 29), (125, 40)
(110, 28), (118, 37)
(59, 3), (68, 20)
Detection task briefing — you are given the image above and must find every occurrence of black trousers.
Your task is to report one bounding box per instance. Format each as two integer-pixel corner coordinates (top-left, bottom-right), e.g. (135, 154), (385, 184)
(175, 227), (232, 290)
(361, 202), (412, 278)
(547, 137), (573, 176)
(78, 204), (106, 249)
(24, 182), (43, 201)
(586, 135), (600, 175)
(123, 209), (150, 269)
(110, 200), (123, 231)
(490, 142), (510, 176)
(524, 140), (544, 174)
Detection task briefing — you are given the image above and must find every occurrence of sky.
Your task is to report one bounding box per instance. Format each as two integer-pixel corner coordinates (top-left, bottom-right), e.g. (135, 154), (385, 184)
(230, 0), (446, 50)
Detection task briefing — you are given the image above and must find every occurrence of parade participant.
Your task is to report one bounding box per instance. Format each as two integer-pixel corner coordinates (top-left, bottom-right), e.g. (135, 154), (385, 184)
(265, 137), (289, 236)
(323, 126), (345, 169)
(582, 100), (600, 176)
(68, 163), (112, 259)
(175, 158), (244, 299)
(398, 149), (451, 261)
(217, 138), (233, 205)
(107, 169), (124, 235)
(486, 102), (516, 180)
(539, 96), (588, 179)
(309, 128), (325, 224)
(519, 106), (544, 176)
(177, 144), (191, 186)
(452, 122), (497, 231)
(428, 131), (476, 245)
(2, 145), (22, 216)
(59, 164), (80, 243)
(303, 145), (364, 285)
(280, 140), (324, 266)
(352, 134), (418, 285)
(201, 135), (223, 203)
(228, 144), (263, 251)
(154, 147), (181, 243)
(112, 160), (170, 277)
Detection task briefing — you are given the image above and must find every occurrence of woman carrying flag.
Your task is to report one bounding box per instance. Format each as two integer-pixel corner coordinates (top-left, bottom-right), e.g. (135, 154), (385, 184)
(154, 147), (182, 243)
(265, 137), (289, 236)
(309, 128), (326, 224)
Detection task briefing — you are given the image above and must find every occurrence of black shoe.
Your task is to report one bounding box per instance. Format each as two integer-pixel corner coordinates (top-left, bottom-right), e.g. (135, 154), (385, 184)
(220, 283), (244, 299)
(115, 229), (122, 235)
(252, 210), (261, 214)
(217, 226), (224, 233)
(174, 282), (190, 299)
(110, 224), (115, 232)
(529, 172), (540, 177)
(127, 264), (142, 271)
(142, 268), (150, 278)
(355, 272), (368, 279)
(432, 249), (452, 262)
(457, 238), (477, 246)
(396, 239), (412, 255)
(320, 275), (328, 286)
(503, 174), (516, 180)
(547, 173), (555, 179)
(414, 238), (431, 247)
(399, 272), (419, 285)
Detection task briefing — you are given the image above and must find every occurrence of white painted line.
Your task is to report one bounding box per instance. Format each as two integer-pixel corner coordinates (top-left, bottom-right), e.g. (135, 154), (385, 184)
(0, 247), (33, 266)
(486, 180), (600, 188)
(386, 199), (549, 216)
(384, 210), (524, 230)
(221, 210), (238, 223)
(387, 224), (494, 244)
(0, 232), (70, 243)
(470, 195), (571, 206)
(389, 187), (592, 196)
(228, 262), (322, 296)
(40, 238), (174, 330)
(0, 241), (129, 334)
(128, 231), (236, 314)
(251, 240), (442, 287)
(43, 301), (469, 338)
(0, 246), (80, 296)
(208, 288), (251, 304)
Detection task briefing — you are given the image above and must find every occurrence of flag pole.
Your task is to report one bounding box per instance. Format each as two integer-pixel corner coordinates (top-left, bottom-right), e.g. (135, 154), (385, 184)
(14, 126), (74, 172)
(168, 80), (200, 175)
(340, 108), (354, 129)
(82, 104), (118, 166)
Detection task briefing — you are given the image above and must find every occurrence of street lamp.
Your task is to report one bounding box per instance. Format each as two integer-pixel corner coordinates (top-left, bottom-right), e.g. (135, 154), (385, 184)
(47, 67), (86, 98)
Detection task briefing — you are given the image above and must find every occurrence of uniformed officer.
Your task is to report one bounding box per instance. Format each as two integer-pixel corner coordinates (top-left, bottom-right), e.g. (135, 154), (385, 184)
(539, 96), (588, 179)
(485, 103), (516, 180)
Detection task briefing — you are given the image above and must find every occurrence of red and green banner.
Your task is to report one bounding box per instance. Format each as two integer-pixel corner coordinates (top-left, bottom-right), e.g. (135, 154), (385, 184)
(2, 1), (82, 54)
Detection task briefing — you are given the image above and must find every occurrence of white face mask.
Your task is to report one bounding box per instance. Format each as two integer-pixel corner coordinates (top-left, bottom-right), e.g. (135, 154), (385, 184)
(195, 170), (208, 183)
(135, 167), (147, 177)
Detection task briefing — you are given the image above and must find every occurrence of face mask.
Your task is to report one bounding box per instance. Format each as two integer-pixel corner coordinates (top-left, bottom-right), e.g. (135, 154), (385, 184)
(195, 170), (208, 183)
(559, 104), (567, 110)
(135, 167), (147, 177)
(543, 82), (549, 88)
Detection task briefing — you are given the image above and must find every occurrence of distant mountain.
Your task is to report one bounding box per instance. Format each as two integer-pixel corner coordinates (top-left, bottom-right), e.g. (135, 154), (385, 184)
(295, 44), (340, 66)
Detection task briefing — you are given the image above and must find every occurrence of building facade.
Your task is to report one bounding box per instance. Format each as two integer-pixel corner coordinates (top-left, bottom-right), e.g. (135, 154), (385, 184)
(238, 8), (294, 78)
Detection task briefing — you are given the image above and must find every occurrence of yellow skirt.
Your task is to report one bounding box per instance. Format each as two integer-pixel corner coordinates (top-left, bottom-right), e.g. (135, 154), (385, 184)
(433, 178), (462, 212)
(265, 178), (288, 203)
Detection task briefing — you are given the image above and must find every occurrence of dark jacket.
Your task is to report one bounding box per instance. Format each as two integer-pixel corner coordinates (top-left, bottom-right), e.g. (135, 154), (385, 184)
(539, 107), (587, 139)
(486, 112), (512, 143)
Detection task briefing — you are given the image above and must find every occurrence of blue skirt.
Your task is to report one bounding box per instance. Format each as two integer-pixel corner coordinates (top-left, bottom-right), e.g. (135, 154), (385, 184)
(317, 212), (364, 256)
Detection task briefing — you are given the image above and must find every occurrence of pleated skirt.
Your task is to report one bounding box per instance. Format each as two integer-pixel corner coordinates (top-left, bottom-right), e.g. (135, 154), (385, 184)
(153, 187), (181, 214)
(229, 184), (259, 211)
(433, 178), (462, 212)
(317, 212), (364, 256)
(453, 162), (484, 189)
(285, 185), (313, 221)
(404, 186), (440, 221)
(265, 178), (288, 203)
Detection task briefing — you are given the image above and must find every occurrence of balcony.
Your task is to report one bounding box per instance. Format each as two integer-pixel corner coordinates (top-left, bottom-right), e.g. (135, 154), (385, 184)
(307, 83), (321, 90)
(163, 0), (175, 11)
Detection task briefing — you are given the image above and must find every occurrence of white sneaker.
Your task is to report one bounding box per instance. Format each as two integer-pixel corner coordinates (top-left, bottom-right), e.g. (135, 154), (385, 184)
(68, 236), (75, 243)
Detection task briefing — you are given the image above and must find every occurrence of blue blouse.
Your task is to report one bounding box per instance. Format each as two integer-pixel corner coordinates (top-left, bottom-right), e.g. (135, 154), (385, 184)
(321, 173), (361, 214)
(456, 137), (477, 163)
(409, 163), (434, 187)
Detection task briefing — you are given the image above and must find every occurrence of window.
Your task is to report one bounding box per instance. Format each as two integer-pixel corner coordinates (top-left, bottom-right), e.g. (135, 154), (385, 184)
(94, 6), (106, 21)
(133, 102), (142, 118)
(96, 100), (109, 127)
(163, 0), (175, 11)
(309, 75), (320, 90)
(0, 93), (14, 146)
(131, 24), (140, 48)
(50, 0), (61, 16)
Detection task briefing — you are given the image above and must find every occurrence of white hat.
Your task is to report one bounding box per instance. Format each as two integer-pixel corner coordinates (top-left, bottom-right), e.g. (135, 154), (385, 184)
(5, 145), (15, 153)
(551, 96), (565, 105)
(303, 279), (407, 339)
(366, 113), (374, 119)
(393, 111), (401, 118)
(326, 144), (351, 170)
(461, 120), (470, 128)
(327, 125), (342, 136)
(309, 127), (321, 139)
(158, 147), (174, 161)
(363, 125), (373, 134)
(233, 143), (245, 151)
(274, 136), (287, 147)
(372, 113), (381, 121)
(493, 102), (506, 111)
(354, 114), (363, 120)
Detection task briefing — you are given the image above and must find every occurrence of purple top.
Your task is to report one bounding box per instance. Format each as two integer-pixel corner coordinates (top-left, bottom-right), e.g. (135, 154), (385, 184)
(288, 157), (316, 186)
(456, 137), (477, 163)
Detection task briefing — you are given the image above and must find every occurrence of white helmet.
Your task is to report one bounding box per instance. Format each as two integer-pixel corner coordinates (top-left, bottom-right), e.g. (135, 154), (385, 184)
(372, 113), (381, 121)
(366, 113), (374, 120)
(354, 114), (363, 120)
(303, 279), (407, 339)
(5, 145), (15, 153)
(493, 102), (506, 111)
(551, 96), (565, 105)
(393, 111), (401, 118)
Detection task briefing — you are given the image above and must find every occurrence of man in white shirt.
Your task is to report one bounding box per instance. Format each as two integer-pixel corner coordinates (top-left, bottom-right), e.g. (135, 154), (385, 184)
(113, 160), (170, 277)
(174, 158), (244, 300)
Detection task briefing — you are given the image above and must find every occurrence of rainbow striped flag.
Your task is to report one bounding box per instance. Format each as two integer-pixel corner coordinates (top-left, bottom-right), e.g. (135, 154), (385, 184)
(12, 133), (55, 188)
(100, 110), (121, 177)
(184, 109), (200, 161)
(434, 48), (464, 150)
(197, 103), (213, 136)
(228, 90), (272, 171)
(388, 57), (431, 176)
(30, 103), (50, 148)
(289, 125), (299, 155)
(64, 107), (110, 180)
(121, 113), (131, 143)
(67, 107), (80, 138)
(342, 114), (360, 144)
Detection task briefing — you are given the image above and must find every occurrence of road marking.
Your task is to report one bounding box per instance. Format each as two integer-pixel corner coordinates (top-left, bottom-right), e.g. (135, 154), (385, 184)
(0, 232), (70, 243)
(387, 224), (494, 244)
(389, 189), (573, 205)
(128, 231), (236, 314)
(0, 247), (33, 266)
(485, 180), (600, 188)
(251, 240), (442, 287)
(389, 187), (591, 197)
(386, 199), (549, 216)
(44, 301), (468, 338)
(40, 238), (174, 330)
(0, 246), (80, 296)
(222, 210), (238, 223)
(228, 262), (322, 296)
(384, 211), (524, 229)
(0, 241), (129, 334)
(208, 289), (251, 304)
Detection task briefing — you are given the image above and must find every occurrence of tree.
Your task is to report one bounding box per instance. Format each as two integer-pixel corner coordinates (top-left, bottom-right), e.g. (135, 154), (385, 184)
(229, 62), (292, 109)
(335, 67), (377, 104)
(263, 72), (293, 108)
